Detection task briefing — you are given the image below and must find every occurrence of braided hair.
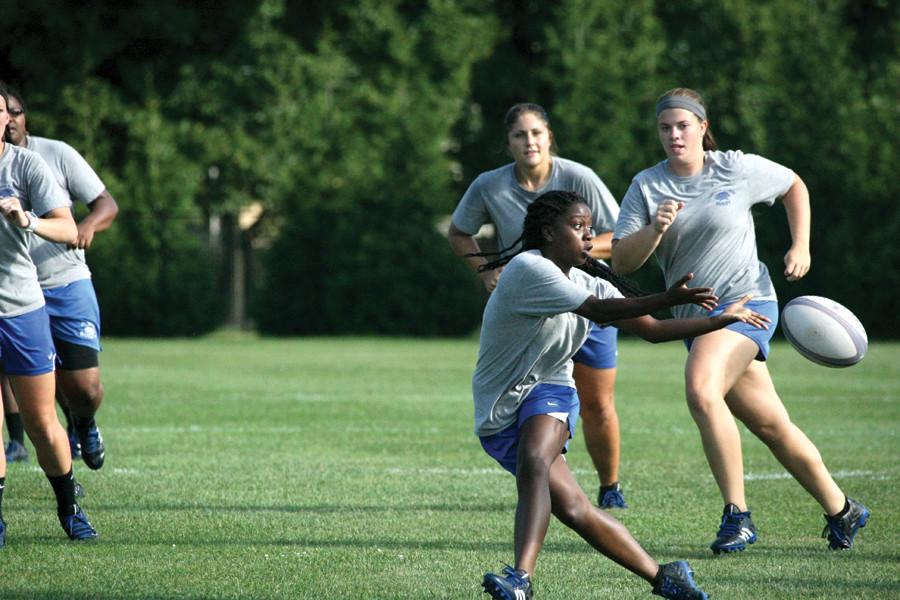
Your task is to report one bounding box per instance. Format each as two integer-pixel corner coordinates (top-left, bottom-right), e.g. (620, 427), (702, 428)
(467, 190), (643, 297)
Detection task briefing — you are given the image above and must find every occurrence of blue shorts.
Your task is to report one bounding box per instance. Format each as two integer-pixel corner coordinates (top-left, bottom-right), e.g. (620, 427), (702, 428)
(684, 299), (779, 361)
(479, 384), (580, 475)
(572, 323), (618, 369)
(0, 307), (57, 376)
(43, 279), (102, 352)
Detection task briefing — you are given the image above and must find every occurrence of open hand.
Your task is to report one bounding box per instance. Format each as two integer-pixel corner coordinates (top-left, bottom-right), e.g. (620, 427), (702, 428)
(666, 273), (718, 311)
(721, 294), (771, 329)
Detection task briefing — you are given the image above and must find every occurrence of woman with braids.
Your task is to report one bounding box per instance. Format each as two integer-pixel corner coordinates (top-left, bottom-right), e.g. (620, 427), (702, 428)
(612, 87), (869, 554)
(475, 190), (770, 600)
(450, 102), (630, 509)
(0, 82), (98, 546)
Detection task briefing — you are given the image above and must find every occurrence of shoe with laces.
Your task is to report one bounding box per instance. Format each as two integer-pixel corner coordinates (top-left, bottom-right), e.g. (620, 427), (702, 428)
(0, 519), (6, 548)
(710, 504), (757, 554)
(482, 565), (532, 600)
(823, 497), (869, 550)
(652, 561), (708, 600)
(77, 423), (105, 470)
(4, 440), (29, 463)
(68, 429), (82, 460)
(60, 506), (98, 541)
(598, 482), (628, 509)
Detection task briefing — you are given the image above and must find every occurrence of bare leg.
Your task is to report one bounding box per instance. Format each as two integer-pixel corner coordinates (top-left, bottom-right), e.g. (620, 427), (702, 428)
(574, 364), (620, 487)
(684, 330), (758, 510)
(9, 374), (71, 477)
(548, 454), (658, 581)
(726, 360), (845, 515)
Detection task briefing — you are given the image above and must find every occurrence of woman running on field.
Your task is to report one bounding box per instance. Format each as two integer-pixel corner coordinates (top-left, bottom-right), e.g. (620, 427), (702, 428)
(474, 190), (771, 600)
(611, 87), (868, 554)
(450, 103), (629, 509)
(0, 81), (98, 546)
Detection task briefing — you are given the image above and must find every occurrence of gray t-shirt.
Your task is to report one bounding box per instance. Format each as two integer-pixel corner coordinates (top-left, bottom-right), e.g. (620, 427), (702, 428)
(0, 144), (72, 317)
(26, 136), (106, 289)
(472, 250), (623, 436)
(614, 150), (795, 319)
(452, 157), (619, 255)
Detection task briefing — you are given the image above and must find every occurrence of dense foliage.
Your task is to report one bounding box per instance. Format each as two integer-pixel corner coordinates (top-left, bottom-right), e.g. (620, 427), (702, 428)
(2, 0), (897, 336)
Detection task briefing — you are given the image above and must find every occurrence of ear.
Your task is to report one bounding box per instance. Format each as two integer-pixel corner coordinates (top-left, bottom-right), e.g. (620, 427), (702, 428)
(541, 224), (554, 244)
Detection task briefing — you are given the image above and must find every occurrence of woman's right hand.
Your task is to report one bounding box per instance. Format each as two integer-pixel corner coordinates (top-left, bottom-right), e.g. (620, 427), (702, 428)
(0, 196), (29, 228)
(665, 273), (718, 311)
(654, 199), (684, 234)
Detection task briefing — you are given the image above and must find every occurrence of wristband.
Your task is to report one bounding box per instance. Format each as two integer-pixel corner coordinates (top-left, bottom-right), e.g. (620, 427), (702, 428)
(24, 211), (38, 233)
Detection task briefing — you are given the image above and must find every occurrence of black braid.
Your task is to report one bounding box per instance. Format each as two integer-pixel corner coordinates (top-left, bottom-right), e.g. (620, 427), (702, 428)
(473, 191), (644, 298)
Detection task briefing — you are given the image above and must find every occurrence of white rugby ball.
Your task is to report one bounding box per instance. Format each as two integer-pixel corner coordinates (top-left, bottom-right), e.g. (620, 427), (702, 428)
(781, 296), (867, 368)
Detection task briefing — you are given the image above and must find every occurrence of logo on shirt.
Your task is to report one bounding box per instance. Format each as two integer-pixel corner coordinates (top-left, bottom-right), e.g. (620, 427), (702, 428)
(714, 190), (734, 206)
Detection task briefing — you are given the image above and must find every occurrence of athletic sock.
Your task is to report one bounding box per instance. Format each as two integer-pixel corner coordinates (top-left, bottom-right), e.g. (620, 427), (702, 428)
(72, 415), (97, 434)
(5, 413), (25, 445)
(0, 476), (5, 522)
(47, 470), (78, 519)
(599, 481), (620, 494)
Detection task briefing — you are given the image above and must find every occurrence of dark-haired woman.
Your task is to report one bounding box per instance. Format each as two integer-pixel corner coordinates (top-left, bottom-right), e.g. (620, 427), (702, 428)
(0, 83), (98, 546)
(475, 190), (770, 600)
(450, 102), (629, 509)
(612, 87), (868, 554)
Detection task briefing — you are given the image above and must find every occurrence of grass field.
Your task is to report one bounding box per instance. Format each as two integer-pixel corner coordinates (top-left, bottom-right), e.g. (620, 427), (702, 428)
(0, 333), (897, 599)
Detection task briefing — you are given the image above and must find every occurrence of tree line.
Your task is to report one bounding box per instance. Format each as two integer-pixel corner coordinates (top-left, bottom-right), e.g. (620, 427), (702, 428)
(2, 0), (897, 337)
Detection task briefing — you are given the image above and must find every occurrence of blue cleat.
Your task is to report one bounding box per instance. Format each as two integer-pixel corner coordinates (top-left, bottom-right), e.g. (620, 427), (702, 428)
(823, 497), (869, 550)
(61, 506), (98, 541)
(482, 565), (532, 600)
(77, 424), (105, 470)
(68, 429), (82, 460)
(652, 561), (708, 600)
(598, 483), (628, 509)
(710, 504), (757, 554)
(0, 519), (6, 548)
(5, 440), (29, 463)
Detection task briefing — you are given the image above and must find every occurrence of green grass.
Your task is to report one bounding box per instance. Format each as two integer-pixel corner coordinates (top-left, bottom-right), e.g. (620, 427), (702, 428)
(1, 334), (897, 599)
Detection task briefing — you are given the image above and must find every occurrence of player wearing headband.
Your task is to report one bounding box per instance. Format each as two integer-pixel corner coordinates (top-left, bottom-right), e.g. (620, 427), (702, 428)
(612, 87), (869, 554)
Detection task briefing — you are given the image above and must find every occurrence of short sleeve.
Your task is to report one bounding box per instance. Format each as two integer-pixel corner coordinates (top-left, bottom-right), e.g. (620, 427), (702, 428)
(59, 143), (105, 205)
(613, 179), (650, 240)
(451, 174), (490, 235)
(742, 154), (795, 207)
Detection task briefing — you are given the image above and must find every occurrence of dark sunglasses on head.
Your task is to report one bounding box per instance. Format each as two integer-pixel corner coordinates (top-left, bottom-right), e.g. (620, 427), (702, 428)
(8, 108), (24, 117)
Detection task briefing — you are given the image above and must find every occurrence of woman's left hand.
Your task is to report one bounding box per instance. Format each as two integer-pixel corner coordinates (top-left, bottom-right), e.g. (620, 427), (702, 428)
(721, 295), (771, 329)
(784, 246), (811, 282)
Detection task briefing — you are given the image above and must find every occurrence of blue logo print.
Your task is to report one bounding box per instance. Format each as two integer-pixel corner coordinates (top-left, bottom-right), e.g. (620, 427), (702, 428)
(714, 190), (733, 206)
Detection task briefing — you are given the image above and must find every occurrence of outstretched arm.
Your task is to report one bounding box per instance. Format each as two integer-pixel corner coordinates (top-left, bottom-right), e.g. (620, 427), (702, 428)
(574, 273), (717, 324)
(614, 295), (770, 342)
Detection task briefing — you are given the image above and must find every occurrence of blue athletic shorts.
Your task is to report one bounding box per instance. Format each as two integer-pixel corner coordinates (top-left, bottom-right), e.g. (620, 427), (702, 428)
(479, 384), (580, 475)
(0, 306), (57, 376)
(684, 299), (779, 361)
(43, 279), (102, 352)
(572, 323), (618, 369)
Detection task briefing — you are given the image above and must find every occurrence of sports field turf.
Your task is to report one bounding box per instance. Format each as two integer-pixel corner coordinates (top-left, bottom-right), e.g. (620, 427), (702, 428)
(1, 333), (897, 599)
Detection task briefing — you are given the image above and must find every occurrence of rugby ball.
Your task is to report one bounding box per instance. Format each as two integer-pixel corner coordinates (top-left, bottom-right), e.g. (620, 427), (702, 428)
(781, 296), (867, 368)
